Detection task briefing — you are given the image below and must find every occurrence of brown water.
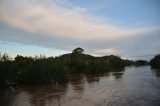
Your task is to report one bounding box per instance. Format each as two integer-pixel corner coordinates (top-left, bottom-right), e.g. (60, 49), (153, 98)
(0, 66), (160, 106)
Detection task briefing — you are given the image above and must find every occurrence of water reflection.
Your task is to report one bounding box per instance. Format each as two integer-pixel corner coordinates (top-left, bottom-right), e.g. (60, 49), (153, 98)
(9, 84), (68, 106)
(152, 68), (160, 77)
(112, 72), (124, 79)
(30, 84), (67, 106)
(85, 75), (100, 84)
(0, 88), (16, 106)
(70, 74), (85, 90)
(0, 66), (160, 106)
(13, 91), (32, 106)
(110, 68), (125, 79)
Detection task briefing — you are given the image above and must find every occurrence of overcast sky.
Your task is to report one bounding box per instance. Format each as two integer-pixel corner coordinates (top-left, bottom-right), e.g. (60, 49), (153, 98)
(0, 0), (160, 60)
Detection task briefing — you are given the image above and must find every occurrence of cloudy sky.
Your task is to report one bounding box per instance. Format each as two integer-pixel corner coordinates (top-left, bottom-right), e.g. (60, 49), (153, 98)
(0, 0), (160, 60)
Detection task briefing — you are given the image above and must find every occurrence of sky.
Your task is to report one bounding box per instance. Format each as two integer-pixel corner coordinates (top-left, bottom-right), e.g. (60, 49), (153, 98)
(0, 0), (160, 60)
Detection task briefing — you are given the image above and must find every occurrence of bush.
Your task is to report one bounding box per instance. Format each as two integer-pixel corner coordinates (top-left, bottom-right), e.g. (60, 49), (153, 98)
(150, 54), (160, 69)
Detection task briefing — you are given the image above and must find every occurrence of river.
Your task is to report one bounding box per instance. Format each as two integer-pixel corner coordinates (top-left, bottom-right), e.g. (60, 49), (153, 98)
(0, 66), (160, 106)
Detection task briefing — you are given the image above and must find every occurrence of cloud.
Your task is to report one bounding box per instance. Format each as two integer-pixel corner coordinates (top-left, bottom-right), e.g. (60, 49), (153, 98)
(0, 0), (160, 59)
(94, 48), (120, 55)
(0, 0), (159, 42)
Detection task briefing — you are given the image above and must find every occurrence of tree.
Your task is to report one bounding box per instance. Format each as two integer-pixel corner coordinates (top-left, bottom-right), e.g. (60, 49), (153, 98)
(135, 60), (148, 66)
(72, 47), (84, 54)
(0, 53), (11, 61)
(150, 54), (160, 69)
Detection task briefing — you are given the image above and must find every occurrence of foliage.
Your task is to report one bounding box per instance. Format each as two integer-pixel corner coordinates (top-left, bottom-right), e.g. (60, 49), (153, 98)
(0, 47), (154, 86)
(134, 60), (148, 66)
(150, 54), (160, 69)
(72, 47), (84, 54)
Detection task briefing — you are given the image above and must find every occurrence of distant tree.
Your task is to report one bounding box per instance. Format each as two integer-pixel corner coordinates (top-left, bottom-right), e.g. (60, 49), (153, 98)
(135, 60), (148, 66)
(124, 59), (134, 66)
(107, 55), (125, 69)
(0, 53), (11, 61)
(0, 52), (1, 61)
(150, 54), (160, 69)
(15, 55), (25, 63)
(15, 55), (33, 68)
(72, 47), (84, 54)
(0, 53), (17, 86)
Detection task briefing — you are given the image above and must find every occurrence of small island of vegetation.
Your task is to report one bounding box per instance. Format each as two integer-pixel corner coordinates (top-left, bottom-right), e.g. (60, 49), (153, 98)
(0, 47), (158, 87)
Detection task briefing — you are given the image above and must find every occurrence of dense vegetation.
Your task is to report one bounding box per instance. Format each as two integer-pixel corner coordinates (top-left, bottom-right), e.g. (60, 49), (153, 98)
(150, 54), (160, 69)
(0, 48), (150, 86)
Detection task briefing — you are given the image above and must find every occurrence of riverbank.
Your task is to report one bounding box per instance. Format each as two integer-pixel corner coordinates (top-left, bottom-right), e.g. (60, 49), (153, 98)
(1, 48), (158, 86)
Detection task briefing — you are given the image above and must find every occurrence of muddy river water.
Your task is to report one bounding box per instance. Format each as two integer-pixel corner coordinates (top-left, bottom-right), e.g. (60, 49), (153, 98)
(0, 66), (160, 106)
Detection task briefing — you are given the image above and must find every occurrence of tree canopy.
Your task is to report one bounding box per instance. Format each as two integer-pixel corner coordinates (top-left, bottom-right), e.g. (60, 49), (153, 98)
(72, 47), (84, 54)
(150, 54), (160, 69)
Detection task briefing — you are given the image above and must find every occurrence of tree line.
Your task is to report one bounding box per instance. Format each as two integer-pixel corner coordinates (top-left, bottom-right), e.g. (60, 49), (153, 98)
(0, 47), (158, 87)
